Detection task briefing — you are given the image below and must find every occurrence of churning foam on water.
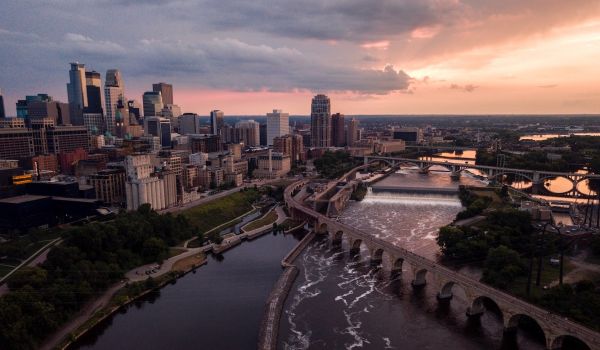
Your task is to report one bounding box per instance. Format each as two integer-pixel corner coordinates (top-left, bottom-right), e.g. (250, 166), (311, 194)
(284, 241), (348, 350)
(362, 192), (462, 207)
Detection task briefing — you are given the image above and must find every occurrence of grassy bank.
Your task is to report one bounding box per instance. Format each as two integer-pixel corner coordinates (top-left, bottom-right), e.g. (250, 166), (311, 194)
(180, 188), (261, 234)
(242, 209), (278, 232)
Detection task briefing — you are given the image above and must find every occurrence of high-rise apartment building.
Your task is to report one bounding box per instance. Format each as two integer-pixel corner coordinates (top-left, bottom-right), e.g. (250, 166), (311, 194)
(346, 118), (360, 147)
(143, 91), (163, 117)
(266, 109), (289, 146)
(104, 69), (126, 134)
(331, 113), (345, 147)
(273, 135), (292, 157)
(0, 89), (5, 119)
(152, 82), (173, 105)
(311, 94), (331, 147)
(274, 134), (305, 164)
(234, 119), (260, 146)
(210, 110), (224, 135)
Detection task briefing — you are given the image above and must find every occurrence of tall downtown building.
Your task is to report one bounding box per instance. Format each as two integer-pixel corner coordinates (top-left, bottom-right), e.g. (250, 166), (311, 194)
(331, 113), (345, 147)
(310, 94), (331, 147)
(67, 62), (87, 111)
(0, 89), (5, 119)
(67, 62), (88, 125)
(143, 91), (163, 117)
(104, 69), (126, 134)
(210, 110), (224, 135)
(346, 117), (360, 147)
(84, 71), (103, 114)
(152, 83), (173, 106)
(266, 109), (289, 146)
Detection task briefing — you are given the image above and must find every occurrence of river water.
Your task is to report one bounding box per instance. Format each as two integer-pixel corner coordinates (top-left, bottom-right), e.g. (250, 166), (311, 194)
(69, 231), (301, 350)
(278, 171), (547, 350)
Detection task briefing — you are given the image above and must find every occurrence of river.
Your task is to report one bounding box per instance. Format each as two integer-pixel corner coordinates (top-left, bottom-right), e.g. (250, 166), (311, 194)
(422, 149), (597, 198)
(69, 231), (302, 350)
(278, 171), (548, 350)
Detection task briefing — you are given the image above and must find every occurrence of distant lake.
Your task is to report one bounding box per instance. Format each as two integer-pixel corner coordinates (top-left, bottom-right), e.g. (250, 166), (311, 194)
(519, 133), (600, 141)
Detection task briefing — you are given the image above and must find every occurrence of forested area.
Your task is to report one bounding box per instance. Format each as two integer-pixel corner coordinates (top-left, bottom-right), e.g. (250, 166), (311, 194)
(0, 205), (195, 349)
(314, 150), (360, 179)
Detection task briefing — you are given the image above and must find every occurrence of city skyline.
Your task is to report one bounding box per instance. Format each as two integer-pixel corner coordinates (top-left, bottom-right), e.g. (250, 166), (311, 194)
(1, 1), (600, 116)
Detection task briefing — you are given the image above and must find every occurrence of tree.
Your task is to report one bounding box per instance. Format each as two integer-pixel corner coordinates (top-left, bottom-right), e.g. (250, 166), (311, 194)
(482, 246), (526, 289)
(6, 267), (47, 290)
(142, 237), (167, 263)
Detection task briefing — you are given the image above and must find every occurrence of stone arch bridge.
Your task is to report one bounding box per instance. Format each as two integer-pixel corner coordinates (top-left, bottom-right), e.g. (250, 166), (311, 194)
(285, 180), (600, 349)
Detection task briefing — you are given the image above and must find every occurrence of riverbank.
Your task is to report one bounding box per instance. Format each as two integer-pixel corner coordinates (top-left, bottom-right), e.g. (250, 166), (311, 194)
(51, 202), (293, 349)
(258, 229), (316, 350)
(45, 249), (209, 350)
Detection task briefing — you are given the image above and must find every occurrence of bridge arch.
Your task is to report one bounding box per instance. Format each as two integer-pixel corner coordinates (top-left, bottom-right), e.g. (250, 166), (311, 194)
(468, 296), (503, 321)
(371, 248), (384, 262)
(575, 176), (599, 196)
(438, 281), (468, 300)
(540, 175), (575, 194)
(412, 268), (428, 287)
(317, 222), (329, 235)
(350, 238), (363, 254)
(391, 257), (404, 274)
(550, 335), (591, 350)
(505, 314), (547, 348)
(331, 230), (344, 246)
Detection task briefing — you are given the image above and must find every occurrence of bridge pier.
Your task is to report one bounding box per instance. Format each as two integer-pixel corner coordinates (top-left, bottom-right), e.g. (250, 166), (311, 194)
(418, 167), (429, 174)
(450, 171), (461, 180)
(466, 298), (485, 318)
(411, 267), (427, 287)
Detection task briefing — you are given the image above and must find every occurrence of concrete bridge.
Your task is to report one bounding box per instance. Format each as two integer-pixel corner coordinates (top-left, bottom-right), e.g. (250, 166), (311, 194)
(363, 155), (600, 197)
(285, 180), (600, 350)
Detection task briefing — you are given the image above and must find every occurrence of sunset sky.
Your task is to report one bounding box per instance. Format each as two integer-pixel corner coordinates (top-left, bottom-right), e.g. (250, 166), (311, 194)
(1, 0), (600, 116)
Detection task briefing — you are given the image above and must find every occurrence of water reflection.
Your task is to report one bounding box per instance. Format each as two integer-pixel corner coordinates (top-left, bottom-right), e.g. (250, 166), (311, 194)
(519, 133), (600, 141)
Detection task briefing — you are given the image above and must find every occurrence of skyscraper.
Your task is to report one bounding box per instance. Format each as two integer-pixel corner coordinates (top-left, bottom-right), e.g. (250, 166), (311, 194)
(310, 94), (331, 147)
(85, 71), (103, 114)
(179, 113), (202, 135)
(0, 89), (5, 119)
(266, 109), (290, 146)
(331, 113), (345, 147)
(67, 62), (88, 110)
(104, 69), (126, 134)
(67, 62), (87, 126)
(143, 116), (171, 148)
(346, 117), (360, 147)
(152, 82), (173, 106)
(143, 91), (163, 117)
(210, 110), (224, 135)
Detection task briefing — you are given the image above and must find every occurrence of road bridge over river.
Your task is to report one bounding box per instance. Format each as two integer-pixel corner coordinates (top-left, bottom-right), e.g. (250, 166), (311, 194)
(363, 155), (600, 198)
(285, 180), (600, 350)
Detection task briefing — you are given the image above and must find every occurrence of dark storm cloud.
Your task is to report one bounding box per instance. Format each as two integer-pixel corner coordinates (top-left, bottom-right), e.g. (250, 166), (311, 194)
(0, 30), (410, 96)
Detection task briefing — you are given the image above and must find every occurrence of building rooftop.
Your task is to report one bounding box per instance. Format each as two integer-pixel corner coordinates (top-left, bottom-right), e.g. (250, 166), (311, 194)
(0, 195), (50, 204)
